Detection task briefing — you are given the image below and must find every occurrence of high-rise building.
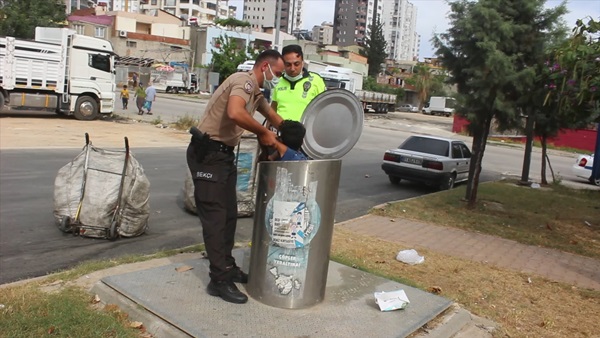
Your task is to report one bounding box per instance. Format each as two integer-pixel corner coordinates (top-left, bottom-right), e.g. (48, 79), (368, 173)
(312, 22), (333, 45)
(333, 0), (382, 47)
(381, 0), (418, 61)
(242, 0), (303, 33)
(333, 0), (417, 61)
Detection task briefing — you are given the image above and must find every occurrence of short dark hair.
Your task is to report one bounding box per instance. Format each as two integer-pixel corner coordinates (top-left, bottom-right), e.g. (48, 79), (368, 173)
(281, 44), (304, 59)
(254, 49), (283, 67)
(278, 120), (306, 151)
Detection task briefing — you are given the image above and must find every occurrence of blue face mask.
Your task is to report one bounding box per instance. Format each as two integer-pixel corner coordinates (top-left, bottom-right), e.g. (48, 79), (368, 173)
(263, 64), (280, 90)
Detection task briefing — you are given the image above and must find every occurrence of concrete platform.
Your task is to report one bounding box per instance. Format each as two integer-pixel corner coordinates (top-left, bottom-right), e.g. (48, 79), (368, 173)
(95, 248), (453, 338)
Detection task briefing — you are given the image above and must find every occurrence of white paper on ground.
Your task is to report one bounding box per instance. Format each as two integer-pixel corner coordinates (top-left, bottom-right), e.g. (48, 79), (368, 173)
(374, 289), (410, 312)
(396, 249), (425, 265)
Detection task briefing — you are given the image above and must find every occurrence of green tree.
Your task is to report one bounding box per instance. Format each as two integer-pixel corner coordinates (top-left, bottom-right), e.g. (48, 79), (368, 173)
(214, 18), (251, 29)
(210, 35), (261, 83)
(537, 18), (600, 184)
(434, 0), (567, 207)
(360, 17), (387, 77)
(0, 0), (67, 39)
(404, 64), (448, 111)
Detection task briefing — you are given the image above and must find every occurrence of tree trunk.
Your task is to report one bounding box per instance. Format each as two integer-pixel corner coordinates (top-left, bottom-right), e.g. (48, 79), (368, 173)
(520, 111), (535, 184)
(540, 134), (548, 185)
(465, 116), (492, 208)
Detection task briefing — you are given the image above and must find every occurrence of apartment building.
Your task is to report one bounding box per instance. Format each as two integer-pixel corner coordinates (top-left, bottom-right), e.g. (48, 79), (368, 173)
(311, 22), (333, 45)
(243, 0), (303, 33)
(333, 0), (382, 46)
(381, 0), (418, 61)
(69, 0), (237, 25)
(333, 0), (417, 61)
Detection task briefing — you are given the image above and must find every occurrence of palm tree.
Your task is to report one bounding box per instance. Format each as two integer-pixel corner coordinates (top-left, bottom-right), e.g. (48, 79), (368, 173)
(412, 65), (433, 111)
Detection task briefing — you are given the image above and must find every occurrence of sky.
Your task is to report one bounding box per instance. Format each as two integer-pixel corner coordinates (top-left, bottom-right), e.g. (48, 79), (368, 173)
(229, 0), (600, 60)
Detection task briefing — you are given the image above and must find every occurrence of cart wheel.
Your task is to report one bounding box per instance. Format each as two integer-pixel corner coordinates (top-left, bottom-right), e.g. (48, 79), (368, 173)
(109, 221), (118, 241)
(58, 216), (72, 233)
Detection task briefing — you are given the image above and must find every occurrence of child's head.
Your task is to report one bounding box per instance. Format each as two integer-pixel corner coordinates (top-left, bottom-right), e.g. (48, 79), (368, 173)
(123, 85), (128, 89)
(278, 120), (305, 151)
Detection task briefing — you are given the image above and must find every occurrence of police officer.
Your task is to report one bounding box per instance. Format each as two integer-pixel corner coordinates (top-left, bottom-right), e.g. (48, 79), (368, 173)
(271, 44), (326, 122)
(186, 50), (285, 304)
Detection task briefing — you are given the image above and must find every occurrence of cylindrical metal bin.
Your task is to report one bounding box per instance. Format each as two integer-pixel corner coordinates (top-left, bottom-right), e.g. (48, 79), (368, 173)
(247, 159), (341, 309)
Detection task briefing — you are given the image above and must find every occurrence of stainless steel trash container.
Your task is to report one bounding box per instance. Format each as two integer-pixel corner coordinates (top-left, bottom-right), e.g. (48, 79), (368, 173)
(247, 159), (341, 309)
(246, 89), (364, 309)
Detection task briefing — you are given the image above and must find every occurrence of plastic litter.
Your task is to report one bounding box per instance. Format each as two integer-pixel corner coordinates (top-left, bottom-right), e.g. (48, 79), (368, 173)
(374, 289), (410, 311)
(396, 249), (425, 265)
(531, 183), (541, 188)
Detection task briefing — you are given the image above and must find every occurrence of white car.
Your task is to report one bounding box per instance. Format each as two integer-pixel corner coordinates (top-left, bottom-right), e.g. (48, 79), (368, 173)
(572, 154), (599, 186)
(397, 104), (418, 113)
(381, 135), (471, 190)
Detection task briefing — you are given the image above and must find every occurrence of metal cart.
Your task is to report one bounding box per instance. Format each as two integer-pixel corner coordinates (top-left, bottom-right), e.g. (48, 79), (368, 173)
(57, 133), (130, 240)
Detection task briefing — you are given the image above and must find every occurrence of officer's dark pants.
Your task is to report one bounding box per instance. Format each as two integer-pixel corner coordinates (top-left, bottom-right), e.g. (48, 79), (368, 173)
(186, 142), (238, 281)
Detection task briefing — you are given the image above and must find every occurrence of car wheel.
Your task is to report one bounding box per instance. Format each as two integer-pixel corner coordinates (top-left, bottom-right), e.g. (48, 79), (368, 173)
(440, 173), (456, 190)
(388, 175), (401, 185)
(590, 175), (600, 186)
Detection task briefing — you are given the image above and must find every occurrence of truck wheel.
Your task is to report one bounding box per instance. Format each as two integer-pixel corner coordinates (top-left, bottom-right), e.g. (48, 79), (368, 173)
(74, 96), (99, 120)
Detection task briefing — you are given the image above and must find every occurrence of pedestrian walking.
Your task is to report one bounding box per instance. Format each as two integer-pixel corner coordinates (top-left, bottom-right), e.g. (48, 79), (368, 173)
(120, 85), (129, 109)
(135, 82), (146, 114)
(142, 82), (156, 115)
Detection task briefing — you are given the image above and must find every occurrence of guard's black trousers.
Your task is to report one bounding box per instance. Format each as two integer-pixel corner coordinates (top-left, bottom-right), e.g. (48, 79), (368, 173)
(186, 142), (238, 281)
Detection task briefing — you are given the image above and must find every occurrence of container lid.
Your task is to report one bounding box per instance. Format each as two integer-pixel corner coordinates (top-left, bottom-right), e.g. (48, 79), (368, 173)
(300, 89), (364, 159)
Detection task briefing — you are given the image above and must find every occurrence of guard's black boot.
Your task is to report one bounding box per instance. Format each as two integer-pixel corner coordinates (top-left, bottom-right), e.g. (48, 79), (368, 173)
(231, 268), (248, 284)
(207, 280), (248, 304)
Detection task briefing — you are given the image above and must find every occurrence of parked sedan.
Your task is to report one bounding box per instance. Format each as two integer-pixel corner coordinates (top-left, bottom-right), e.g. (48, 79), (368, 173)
(572, 154), (599, 186)
(397, 104), (418, 113)
(381, 135), (471, 190)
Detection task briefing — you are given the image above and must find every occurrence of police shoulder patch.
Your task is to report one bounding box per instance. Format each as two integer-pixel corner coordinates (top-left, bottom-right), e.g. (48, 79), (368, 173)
(244, 80), (253, 94)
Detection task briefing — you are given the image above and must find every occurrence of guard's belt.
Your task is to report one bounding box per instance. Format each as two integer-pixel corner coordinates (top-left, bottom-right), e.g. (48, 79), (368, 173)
(190, 127), (235, 154)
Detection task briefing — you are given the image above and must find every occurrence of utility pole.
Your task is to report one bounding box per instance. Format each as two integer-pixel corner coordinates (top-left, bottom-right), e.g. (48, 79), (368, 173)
(274, 0), (283, 50)
(124, 0), (129, 12)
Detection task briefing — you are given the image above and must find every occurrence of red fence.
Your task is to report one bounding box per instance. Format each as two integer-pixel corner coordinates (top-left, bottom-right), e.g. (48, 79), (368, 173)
(452, 115), (597, 152)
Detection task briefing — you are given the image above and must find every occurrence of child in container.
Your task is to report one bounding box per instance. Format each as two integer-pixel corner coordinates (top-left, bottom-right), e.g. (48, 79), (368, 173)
(269, 120), (308, 161)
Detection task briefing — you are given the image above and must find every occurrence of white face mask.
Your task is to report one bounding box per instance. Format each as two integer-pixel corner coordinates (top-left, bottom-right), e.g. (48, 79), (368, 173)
(263, 64), (280, 90)
(284, 72), (304, 82)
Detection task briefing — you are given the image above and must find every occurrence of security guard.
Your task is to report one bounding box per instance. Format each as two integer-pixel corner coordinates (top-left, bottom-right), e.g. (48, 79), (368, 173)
(271, 44), (326, 122)
(186, 50), (285, 304)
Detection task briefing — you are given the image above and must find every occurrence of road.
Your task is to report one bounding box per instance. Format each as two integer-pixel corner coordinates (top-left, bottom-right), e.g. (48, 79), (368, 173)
(0, 96), (595, 284)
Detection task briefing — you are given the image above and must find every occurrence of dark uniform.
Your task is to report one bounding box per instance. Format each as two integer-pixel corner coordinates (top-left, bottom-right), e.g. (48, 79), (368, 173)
(186, 71), (270, 284)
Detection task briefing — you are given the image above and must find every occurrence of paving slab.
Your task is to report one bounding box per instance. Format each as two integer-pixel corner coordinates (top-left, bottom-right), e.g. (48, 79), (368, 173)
(100, 248), (452, 338)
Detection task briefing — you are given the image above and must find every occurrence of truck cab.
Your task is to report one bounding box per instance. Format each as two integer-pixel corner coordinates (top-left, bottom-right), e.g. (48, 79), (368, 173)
(0, 27), (116, 120)
(319, 66), (356, 92)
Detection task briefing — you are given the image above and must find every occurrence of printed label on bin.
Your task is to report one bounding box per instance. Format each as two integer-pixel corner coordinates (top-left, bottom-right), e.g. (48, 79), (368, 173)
(263, 167), (321, 296)
(301, 88), (364, 159)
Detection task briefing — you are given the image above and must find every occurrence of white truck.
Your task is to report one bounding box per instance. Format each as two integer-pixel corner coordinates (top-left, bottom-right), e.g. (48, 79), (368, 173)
(423, 96), (456, 117)
(236, 60), (255, 72)
(319, 66), (396, 114)
(0, 27), (116, 120)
